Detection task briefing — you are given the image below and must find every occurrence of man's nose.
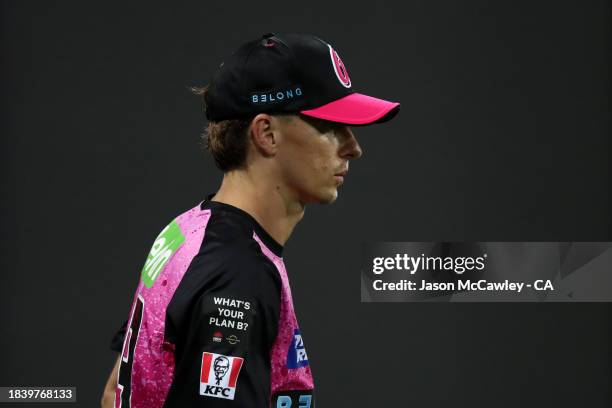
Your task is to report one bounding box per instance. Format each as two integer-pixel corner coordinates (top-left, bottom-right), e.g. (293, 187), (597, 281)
(339, 127), (363, 159)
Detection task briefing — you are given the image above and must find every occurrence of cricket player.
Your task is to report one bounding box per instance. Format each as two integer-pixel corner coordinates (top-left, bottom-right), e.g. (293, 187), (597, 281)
(101, 32), (400, 408)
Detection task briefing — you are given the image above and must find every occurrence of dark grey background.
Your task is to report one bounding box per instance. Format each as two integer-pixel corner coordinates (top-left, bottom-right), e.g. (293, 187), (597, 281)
(1, 1), (610, 407)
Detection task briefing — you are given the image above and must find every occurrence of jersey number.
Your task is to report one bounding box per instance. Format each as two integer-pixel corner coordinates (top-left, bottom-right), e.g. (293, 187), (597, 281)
(274, 392), (313, 408)
(116, 295), (144, 408)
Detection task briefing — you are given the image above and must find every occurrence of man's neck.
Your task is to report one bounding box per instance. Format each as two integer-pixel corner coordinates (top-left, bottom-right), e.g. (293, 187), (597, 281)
(211, 170), (304, 246)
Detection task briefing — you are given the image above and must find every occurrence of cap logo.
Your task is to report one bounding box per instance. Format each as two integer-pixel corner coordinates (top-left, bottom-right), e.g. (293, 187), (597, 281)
(251, 86), (303, 105)
(328, 45), (351, 88)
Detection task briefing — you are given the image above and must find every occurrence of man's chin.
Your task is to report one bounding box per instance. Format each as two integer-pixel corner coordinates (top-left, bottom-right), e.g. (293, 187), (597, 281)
(315, 188), (339, 204)
(299, 187), (339, 205)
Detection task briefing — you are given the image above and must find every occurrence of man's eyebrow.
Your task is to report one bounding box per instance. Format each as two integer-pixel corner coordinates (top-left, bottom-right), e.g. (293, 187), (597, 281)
(300, 115), (341, 132)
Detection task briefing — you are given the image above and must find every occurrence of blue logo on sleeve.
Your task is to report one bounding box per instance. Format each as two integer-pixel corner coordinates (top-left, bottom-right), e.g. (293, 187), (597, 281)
(286, 328), (309, 369)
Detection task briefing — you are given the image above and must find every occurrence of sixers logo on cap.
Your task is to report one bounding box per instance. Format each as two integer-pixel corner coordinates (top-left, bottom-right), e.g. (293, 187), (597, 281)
(328, 45), (351, 88)
(200, 352), (244, 400)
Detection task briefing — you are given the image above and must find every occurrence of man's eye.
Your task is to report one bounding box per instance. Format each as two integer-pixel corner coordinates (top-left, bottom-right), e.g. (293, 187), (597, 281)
(301, 115), (338, 134)
(318, 122), (340, 134)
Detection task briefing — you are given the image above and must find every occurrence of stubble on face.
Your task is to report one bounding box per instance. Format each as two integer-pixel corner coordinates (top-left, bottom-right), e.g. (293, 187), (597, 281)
(274, 115), (347, 205)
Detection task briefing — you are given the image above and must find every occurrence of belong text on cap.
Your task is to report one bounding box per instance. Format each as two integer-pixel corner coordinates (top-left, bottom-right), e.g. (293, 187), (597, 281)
(205, 33), (400, 126)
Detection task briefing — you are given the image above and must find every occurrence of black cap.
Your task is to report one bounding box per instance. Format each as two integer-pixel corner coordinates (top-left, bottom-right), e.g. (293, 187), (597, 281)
(205, 33), (400, 125)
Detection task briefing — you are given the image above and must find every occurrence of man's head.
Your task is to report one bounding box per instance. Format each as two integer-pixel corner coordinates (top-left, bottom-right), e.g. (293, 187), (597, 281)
(196, 33), (399, 205)
(194, 84), (361, 204)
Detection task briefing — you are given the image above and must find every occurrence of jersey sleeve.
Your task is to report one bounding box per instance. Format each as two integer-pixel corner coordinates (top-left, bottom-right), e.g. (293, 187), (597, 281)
(109, 319), (127, 353)
(163, 246), (282, 407)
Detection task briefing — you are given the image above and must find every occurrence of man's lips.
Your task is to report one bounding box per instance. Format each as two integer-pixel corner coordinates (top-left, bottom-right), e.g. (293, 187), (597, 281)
(334, 170), (348, 183)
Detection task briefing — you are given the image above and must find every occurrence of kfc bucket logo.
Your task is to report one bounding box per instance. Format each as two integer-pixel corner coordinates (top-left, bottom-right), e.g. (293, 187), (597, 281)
(328, 44), (351, 88)
(200, 352), (244, 400)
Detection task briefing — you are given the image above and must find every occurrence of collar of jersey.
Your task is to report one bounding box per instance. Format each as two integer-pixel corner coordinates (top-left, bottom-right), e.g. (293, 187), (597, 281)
(200, 195), (284, 258)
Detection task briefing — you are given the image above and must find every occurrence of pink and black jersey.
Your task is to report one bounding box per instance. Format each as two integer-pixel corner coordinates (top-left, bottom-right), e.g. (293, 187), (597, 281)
(110, 199), (314, 407)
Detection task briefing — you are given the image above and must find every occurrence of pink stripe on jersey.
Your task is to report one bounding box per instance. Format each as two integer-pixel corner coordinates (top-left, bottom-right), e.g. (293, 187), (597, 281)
(118, 204), (211, 408)
(252, 232), (315, 396)
(201, 353), (213, 383)
(228, 358), (243, 387)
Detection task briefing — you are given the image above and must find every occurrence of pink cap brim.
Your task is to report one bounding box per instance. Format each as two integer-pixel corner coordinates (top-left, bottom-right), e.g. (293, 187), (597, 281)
(300, 93), (400, 125)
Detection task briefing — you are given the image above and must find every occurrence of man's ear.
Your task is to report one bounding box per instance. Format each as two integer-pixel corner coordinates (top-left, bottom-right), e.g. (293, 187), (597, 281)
(249, 113), (279, 157)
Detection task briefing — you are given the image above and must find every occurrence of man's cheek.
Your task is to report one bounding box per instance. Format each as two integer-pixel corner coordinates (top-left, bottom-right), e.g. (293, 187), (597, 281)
(313, 156), (330, 173)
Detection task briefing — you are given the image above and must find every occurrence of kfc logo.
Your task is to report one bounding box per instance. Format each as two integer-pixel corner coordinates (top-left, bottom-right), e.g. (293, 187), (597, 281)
(200, 352), (244, 400)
